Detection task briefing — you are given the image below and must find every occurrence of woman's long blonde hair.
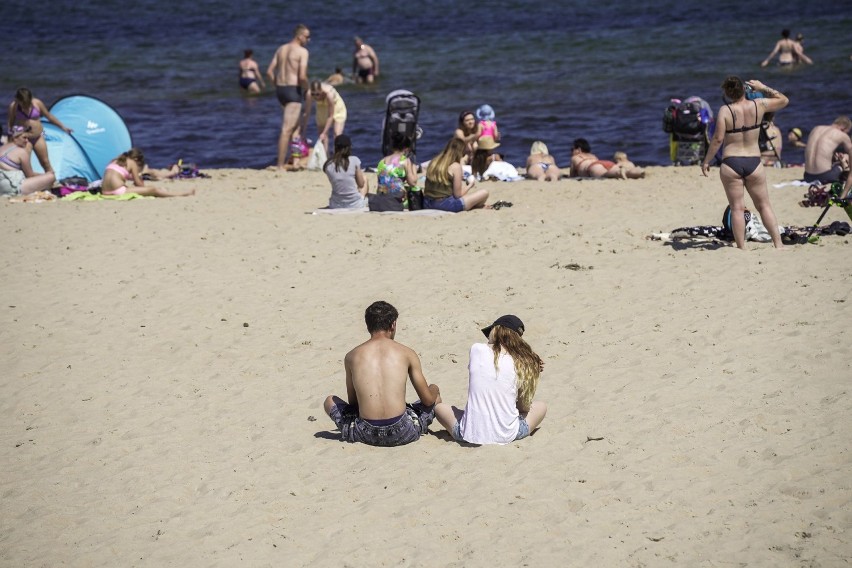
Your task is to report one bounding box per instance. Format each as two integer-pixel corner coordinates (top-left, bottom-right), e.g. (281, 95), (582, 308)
(426, 138), (466, 186)
(490, 325), (542, 410)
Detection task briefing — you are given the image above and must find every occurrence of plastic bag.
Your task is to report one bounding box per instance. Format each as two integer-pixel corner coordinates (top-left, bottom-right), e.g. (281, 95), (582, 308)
(307, 140), (327, 171)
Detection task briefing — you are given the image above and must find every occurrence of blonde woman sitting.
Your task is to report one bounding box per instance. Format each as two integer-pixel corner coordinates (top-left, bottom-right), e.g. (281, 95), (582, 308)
(525, 140), (561, 181)
(434, 315), (547, 444)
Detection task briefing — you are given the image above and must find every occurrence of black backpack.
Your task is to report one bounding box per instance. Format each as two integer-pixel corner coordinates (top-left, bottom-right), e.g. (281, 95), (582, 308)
(672, 100), (704, 136)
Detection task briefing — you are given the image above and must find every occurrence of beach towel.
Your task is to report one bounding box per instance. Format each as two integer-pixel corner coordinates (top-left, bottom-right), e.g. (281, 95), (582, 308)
(62, 192), (152, 201)
(310, 207), (451, 216)
(481, 160), (523, 181)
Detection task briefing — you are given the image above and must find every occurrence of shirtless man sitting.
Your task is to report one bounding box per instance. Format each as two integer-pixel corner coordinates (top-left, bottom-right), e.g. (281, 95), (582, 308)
(323, 301), (441, 446)
(804, 116), (852, 198)
(352, 36), (379, 84)
(267, 24), (311, 169)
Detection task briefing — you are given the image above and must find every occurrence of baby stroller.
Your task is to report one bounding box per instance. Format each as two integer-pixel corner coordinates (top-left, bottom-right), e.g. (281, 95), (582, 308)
(381, 89), (422, 159)
(663, 96), (714, 166)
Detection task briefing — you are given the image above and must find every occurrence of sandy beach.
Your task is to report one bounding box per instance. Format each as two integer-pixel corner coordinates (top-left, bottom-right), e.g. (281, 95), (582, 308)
(1, 165), (850, 566)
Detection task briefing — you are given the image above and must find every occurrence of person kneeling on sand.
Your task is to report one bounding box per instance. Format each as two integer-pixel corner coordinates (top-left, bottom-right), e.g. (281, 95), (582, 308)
(323, 301), (441, 446)
(102, 148), (194, 197)
(434, 315), (547, 445)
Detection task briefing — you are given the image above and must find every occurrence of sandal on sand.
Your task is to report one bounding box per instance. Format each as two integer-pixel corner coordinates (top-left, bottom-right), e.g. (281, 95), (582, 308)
(492, 200), (513, 210)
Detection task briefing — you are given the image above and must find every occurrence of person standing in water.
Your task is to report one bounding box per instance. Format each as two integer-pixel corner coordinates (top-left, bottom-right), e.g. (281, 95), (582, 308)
(238, 49), (265, 95)
(267, 24), (311, 169)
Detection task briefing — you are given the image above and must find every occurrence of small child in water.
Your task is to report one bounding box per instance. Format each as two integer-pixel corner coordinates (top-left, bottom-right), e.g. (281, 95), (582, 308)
(476, 104), (500, 141)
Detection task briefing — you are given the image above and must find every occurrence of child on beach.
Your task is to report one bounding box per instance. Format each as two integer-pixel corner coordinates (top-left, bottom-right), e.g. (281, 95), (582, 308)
(434, 315), (547, 445)
(476, 104), (500, 141)
(101, 148), (195, 197)
(612, 151), (646, 179)
(284, 132), (311, 171)
(323, 134), (368, 209)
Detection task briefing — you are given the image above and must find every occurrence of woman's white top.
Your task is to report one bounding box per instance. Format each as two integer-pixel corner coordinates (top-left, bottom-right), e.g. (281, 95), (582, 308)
(458, 342), (519, 444)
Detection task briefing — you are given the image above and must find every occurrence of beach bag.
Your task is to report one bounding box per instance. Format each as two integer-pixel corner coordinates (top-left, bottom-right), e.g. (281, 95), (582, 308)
(307, 140), (327, 171)
(662, 99), (679, 133)
(57, 176), (91, 196)
(407, 186), (423, 211)
(367, 193), (404, 212)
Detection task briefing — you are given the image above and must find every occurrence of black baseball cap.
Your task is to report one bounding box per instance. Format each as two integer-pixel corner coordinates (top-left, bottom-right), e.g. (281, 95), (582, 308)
(482, 315), (524, 338)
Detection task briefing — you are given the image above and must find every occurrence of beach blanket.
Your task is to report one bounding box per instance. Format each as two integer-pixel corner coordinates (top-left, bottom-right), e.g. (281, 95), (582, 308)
(62, 192), (152, 201)
(310, 207), (451, 216)
(648, 223), (850, 244)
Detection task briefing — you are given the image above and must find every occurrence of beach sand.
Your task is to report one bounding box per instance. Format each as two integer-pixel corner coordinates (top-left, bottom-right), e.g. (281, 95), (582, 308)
(1, 166), (850, 566)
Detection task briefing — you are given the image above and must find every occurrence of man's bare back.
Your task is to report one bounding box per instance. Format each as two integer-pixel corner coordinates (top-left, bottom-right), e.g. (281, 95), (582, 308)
(323, 302), (441, 446)
(268, 37), (309, 87)
(345, 336), (430, 420)
(805, 124), (852, 174)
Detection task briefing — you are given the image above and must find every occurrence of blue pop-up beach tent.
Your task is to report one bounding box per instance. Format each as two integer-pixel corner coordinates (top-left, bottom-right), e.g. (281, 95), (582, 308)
(32, 123), (100, 181)
(31, 95), (132, 181)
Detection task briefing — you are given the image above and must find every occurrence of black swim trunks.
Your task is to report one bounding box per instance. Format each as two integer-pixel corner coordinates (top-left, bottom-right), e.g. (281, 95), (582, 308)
(276, 85), (303, 106)
(803, 165), (842, 184)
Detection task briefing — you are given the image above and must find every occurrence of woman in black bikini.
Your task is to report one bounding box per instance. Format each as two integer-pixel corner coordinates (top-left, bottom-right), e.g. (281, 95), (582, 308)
(701, 77), (788, 250)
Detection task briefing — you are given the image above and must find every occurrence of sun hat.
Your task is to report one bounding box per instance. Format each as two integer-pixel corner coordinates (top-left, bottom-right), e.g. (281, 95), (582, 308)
(476, 104), (495, 121)
(477, 136), (500, 151)
(482, 315), (524, 338)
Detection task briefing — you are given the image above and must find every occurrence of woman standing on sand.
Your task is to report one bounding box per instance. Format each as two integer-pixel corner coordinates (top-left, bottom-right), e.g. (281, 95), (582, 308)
(423, 138), (488, 212)
(7, 87), (73, 174)
(102, 148), (194, 198)
(434, 315), (547, 445)
(701, 76), (788, 249)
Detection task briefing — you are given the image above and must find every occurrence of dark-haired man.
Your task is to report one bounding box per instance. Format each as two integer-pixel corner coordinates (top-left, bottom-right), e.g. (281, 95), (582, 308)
(323, 301), (441, 446)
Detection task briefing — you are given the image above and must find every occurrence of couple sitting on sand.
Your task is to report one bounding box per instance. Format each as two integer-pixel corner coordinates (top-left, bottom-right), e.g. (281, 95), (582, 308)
(323, 301), (547, 446)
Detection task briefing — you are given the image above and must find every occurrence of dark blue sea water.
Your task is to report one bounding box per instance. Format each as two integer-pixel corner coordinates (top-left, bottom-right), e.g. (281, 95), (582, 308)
(6, 0), (851, 170)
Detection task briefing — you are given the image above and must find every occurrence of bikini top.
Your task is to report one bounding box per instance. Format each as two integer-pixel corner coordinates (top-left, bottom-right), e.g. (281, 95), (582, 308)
(106, 162), (131, 180)
(16, 103), (40, 121)
(725, 100), (760, 134)
(0, 146), (21, 170)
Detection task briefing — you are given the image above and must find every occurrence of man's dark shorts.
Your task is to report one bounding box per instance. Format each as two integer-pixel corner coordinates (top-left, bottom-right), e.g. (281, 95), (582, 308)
(276, 85), (303, 107)
(804, 164), (842, 184)
(327, 401), (435, 446)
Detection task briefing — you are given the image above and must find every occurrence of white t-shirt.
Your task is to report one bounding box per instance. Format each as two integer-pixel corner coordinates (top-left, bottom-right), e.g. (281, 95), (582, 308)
(458, 342), (520, 445)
